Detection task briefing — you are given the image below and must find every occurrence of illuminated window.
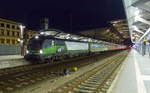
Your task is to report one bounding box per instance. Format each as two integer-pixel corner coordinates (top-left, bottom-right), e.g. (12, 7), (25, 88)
(6, 24), (10, 28)
(12, 40), (15, 45)
(17, 32), (20, 37)
(12, 25), (15, 29)
(0, 39), (5, 44)
(0, 29), (4, 35)
(6, 39), (10, 44)
(7, 30), (10, 36)
(12, 31), (15, 36)
(0, 39), (2, 43)
(0, 23), (5, 27)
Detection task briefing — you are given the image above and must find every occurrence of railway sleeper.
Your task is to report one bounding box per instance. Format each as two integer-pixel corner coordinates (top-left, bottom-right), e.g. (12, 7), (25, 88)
(84, 81), (100, 85)
(75, 88), (96, 92)
(77, 85), (97, 90)
(81, 83), (99, 87)
(82, 82), (100, 86)
(73, 88), (94, 93)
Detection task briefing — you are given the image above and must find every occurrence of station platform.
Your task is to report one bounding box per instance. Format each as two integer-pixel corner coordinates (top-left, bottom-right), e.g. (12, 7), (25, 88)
(108, 49), (150, 93)
(0, 55), (30, 69)
(0, 55), (23, 60)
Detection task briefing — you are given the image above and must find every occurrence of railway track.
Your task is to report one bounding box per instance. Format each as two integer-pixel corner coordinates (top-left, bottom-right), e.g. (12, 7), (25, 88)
(0, 50), (120, 77)
(0, 50), (128, 93)
(50, 51), (128, 93)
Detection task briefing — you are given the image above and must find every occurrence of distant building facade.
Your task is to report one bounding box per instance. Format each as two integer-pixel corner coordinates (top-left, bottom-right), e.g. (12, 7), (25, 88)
(79, 28), (121, 43)
(0, 18), (21, 46)
(110, 19), (130, 39)
(79, 19), (130, 44)
(0, 18), (37, 55)
(26, 30), (37, 39)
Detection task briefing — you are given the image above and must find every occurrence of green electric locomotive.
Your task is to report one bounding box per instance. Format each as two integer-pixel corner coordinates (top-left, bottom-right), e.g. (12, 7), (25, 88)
(24, 31), (125, 63)
(25, 35), (108, 62)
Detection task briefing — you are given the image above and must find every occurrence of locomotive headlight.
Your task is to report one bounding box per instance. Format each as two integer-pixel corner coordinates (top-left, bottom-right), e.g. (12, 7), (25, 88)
(26, 50), (29, 54)
(39, 50), (43, 54)
(35, 36), (39, 39)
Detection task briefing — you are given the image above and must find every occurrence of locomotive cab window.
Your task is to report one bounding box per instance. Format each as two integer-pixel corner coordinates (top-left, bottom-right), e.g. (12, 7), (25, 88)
(42, 39), (52, 48)
(27, 39), (42, 50)
(55, 40), (65, 46)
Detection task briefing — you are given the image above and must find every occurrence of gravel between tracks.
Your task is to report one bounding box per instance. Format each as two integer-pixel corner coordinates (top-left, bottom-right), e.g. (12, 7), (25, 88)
(50, 51), (128, 93)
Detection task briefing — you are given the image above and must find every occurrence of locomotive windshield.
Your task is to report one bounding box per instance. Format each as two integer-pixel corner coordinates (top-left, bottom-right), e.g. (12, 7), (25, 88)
(27, 39), (42, 50)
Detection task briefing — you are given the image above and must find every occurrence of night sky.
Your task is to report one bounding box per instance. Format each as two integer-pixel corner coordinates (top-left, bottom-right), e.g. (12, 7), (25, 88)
(0, 0), (126, 32)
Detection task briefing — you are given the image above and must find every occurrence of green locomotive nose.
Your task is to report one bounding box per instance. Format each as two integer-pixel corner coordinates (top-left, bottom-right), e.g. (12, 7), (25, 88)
(27, 37), (43, 54)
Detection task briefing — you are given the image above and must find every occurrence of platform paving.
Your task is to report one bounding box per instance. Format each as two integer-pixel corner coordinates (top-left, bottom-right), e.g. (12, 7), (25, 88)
(0, 55), (30, 69)
(0, 55), (23, 60)
(108, 49), (150, 93)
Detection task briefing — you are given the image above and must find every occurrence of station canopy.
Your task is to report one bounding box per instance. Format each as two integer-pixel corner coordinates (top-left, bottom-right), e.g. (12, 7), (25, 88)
(123, 0), (150, 42)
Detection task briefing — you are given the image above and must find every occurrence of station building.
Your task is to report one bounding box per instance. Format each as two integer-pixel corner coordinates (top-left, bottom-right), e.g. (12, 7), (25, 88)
(0, 18), (21, 45)
(26, 30), (37, 39)
(110, 19), (130, 39)
(0, 18), (37, 55)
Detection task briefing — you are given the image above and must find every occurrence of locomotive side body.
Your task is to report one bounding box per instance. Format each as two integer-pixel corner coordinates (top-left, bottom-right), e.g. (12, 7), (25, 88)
(90, 43), (108, 52)
(25, 35), (127, 63)
(65, 41), (89, 56)
(25, 35), (90, 62)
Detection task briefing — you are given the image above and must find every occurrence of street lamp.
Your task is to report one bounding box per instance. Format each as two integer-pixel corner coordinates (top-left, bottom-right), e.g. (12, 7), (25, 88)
(19, 25), (26, 56)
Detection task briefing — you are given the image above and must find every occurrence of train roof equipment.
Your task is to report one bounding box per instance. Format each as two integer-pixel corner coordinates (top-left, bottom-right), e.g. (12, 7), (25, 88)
(36, 29), (123, 46)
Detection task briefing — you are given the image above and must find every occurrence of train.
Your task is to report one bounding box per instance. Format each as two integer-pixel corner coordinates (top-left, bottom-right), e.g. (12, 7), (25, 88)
(24, 31), (128, 63)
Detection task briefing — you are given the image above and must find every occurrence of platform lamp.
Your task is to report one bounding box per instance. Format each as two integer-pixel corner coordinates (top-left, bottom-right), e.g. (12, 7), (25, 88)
(19, 25), (26, 56)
